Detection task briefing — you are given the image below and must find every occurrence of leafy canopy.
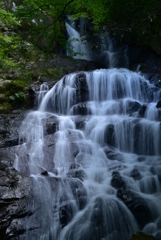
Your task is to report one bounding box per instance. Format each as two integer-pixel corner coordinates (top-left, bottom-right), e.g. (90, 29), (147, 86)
(0, 0), (161, 72)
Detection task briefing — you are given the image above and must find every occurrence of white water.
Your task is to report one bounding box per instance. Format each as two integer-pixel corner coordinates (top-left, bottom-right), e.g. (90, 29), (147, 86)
(13, 68), (161, 240)
(66, 21), (91, 60)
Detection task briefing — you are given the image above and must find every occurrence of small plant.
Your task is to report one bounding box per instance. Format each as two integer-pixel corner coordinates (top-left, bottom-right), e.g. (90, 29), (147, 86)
(9, 91), (25, 102)
(15, 92), (25, 100)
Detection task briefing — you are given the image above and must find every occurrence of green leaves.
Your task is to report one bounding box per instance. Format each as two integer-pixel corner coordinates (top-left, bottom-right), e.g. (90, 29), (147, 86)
(0, 3), (21, 71)
(0, 0), (161, 72)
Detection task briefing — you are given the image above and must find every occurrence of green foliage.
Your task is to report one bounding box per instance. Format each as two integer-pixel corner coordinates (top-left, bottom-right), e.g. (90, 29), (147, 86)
(0, 4), (20, 71)
(15, 0), (71, 53)
(0, 0), (161, 72)
(15, 0), (161, 52)
(9, 91), (25, 102)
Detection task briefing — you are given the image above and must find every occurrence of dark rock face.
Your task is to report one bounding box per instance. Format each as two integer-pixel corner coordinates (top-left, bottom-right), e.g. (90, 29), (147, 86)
(58, 178), (87, 228)
(104, 149), (124, 161)
(75, 73), (89, 103)
(156, 99), (161, 109)
(127, 101), (141, 115)
(72, 102), (91, 115)
(117, 189), (152, 229)
(104, 124), (114, 146)
(0, 110), (27, 148)
(0, 150), (31, 239)
(138, 105), (147, 118)
(28, 83), (40, 108)
(42, 115), (58, 135)
(130, 167), (142, 181)
(111, 171), (126, 190)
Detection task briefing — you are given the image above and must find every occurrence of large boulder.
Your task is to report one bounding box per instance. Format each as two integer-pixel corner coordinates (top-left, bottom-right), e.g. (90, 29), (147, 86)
(117, 188), (152, 229)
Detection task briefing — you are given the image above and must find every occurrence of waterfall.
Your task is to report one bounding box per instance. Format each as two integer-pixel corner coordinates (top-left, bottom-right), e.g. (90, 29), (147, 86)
(65, 19), (128, 68)
(65, 19), (91, 61)
(13, 68), (161, 240)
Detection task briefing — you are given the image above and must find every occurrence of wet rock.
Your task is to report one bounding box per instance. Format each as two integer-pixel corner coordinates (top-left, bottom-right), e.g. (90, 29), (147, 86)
(131, 232), (156, 240)
(42, 116), (58, 135)
(72, 102), (91, 115)
(28, 83), (40, 108)
(69, 179), (87, 210)
(75, 73), (89, 103)
(130, 167), (142, 180)
(0, 126), (10, 134)
(41, 171), (48, 176)
(146, 73), (161, 88)
(156, 231), (161, 240)
(0, 111), (27, 148)
(59, 202), (74, 228)
(111, 171), (126, 189)
(75, 115), (90, 130)
(117, 189), (152, 228)
(127, 101), (141, 114)
(138, 105), (147, 118)
(104, 124), (114, 146)
(158, 174), (161, 185)
(104, 149), (124, 161)
(59, 179), (87, 227)
(137, 156), (146, 162)
(133, 122), (143, 154)
(156, 99), (161, 109)
(67, 169), (86, 181)
(0, 151), (31, 239)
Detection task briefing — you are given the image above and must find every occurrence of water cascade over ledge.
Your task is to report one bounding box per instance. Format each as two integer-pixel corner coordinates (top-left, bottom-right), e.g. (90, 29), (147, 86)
(13, 68), (161, 240)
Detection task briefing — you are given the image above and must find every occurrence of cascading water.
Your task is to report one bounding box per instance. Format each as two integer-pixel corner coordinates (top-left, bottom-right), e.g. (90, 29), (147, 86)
(65, 18), (91, 61)
(65, 18), (128, 69)
(13, 67), (161, 240)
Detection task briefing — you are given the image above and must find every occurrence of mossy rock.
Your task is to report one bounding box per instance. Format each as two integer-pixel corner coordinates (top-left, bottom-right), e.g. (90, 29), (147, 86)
(43, 67), (65, 80)
(0, 102), (12, 114)
(0, 93), (8, 104)
(0, 80), (12, 93)
(5, 80), (28, 95)
(131, 232), (156, 240)
(0, 79), (28, 95)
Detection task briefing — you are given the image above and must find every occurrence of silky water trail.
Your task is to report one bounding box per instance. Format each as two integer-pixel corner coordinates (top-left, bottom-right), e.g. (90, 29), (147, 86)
(13, 68), (161, 240)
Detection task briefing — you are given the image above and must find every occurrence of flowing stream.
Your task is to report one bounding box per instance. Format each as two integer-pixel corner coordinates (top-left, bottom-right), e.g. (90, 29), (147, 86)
(13, 68), (161, 240)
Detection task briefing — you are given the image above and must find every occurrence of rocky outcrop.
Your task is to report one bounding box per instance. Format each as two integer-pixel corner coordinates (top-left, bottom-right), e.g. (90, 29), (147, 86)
(117, 189), (152, 229)
(0, 149), (31, 239)
(111, 171), (153, 229)
(0, 110), (27, 148)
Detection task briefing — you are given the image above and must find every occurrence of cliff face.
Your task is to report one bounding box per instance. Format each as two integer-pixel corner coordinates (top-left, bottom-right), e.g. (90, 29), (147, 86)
(0, 149), (31, 240)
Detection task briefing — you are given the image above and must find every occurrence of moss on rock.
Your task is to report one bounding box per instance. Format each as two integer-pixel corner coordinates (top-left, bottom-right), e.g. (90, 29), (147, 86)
(0, 102), (12, 114)
(0, 80), (12, 92)
(131, 232), (156, 240)
(0, 93), (8, 104)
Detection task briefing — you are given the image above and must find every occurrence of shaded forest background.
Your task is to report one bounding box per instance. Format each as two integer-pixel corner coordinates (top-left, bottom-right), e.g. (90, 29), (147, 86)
(0, 0), (161, 73)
